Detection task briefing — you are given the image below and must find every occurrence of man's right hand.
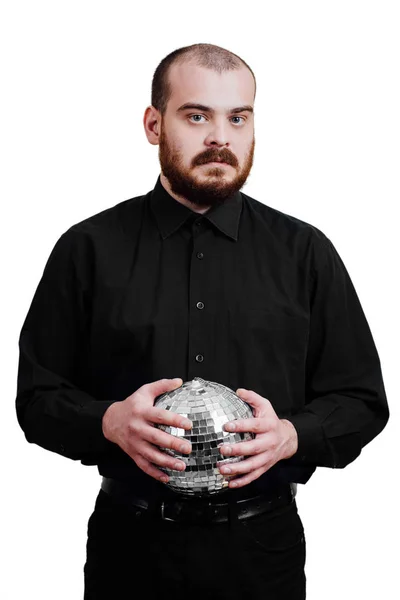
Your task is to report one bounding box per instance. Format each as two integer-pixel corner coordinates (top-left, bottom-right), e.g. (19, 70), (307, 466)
(101, 378), (192, 483)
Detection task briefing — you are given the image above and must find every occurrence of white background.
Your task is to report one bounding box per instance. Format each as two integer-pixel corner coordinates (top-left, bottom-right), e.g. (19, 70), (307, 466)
(1, 1), (399, 598)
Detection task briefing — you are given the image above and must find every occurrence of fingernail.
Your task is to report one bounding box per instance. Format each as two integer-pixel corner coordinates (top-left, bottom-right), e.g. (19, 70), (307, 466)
(174, 462), (185, 471)
(180, 444), (191, 453)
(180, 419), (192, 428)
(160, 476), (168, 483)
(222, 445), (232, 455)
(224, 422), (235, 431)
(221, 466), (231, 474)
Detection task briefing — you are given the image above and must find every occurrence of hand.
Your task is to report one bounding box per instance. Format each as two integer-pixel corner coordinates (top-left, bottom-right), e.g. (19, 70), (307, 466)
(217, 388), (298, 489)
(102, 378), (192, 484)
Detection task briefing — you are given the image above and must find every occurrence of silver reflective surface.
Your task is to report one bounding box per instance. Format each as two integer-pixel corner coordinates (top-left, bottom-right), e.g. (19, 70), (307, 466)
(154, 377), (254, 496)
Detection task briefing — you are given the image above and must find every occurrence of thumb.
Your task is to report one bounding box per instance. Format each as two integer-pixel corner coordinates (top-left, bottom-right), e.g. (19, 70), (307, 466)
(146, 377), (183, 399)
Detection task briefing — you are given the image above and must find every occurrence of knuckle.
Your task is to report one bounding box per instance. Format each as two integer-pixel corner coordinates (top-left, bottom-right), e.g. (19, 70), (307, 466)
(133, 452), (165, 481)
(134, 454), (147, 470)
(172, 436), (185, 451)
(142, 446), (158, 463)
(251, 443), (260, 454)
(143, 464), (157, 477)
(147, 429), (160, 445)
(129, 395), (141, 409)
(254, 420), (263, 433)
(169, 458), (184, 470)
(151, 408), (165, 424)
(130, 442), (145, 460)
(127, 420), (139, 434)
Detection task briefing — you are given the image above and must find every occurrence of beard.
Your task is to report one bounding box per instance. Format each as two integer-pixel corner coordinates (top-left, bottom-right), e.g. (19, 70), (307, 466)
(158, 125), (255, 209)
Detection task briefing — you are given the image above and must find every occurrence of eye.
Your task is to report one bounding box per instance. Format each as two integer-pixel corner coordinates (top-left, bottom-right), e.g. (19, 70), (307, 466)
(189, 114), (206, 123)
(231, 116), (246, 125)
(188, 115), (246, 125)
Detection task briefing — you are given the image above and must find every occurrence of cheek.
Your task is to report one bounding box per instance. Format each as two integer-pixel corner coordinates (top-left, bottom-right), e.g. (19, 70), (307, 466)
(174, 138), (197, 166)
(232, 145), (250, 166)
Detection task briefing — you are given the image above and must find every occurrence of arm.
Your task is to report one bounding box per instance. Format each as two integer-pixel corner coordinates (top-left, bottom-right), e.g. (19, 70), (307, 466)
(15, 228), (117, 465)
(285, 233), (389, 469)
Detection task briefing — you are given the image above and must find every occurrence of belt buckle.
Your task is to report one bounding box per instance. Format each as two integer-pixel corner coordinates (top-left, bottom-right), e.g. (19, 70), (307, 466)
(160, 498), (216, 523)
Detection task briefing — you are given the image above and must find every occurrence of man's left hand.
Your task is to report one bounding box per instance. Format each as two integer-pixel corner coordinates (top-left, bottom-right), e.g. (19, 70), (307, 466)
(217, 388), (298, 488)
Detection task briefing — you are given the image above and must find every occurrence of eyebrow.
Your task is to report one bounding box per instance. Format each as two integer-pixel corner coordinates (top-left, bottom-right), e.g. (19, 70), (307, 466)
(177, 102), (254, 115)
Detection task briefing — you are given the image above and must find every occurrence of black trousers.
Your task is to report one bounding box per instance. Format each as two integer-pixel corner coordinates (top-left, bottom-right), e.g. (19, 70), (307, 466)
(84, 489), (306, 599)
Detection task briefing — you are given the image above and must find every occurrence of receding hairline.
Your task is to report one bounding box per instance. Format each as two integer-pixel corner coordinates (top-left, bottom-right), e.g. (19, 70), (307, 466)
(166, 55), (256, 114)
(151, 43), (256, 116)
(171, 50), (255, 88)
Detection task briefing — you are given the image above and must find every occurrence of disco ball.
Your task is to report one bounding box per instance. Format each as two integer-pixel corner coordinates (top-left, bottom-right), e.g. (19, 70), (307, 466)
(154, 377), (255, 496)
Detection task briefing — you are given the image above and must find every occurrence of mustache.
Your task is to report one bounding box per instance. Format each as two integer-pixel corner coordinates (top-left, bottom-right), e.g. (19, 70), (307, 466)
(194, 152), (237, 167)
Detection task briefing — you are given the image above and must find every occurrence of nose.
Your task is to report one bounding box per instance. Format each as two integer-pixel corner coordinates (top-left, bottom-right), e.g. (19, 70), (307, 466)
(204, 119), (230, 148)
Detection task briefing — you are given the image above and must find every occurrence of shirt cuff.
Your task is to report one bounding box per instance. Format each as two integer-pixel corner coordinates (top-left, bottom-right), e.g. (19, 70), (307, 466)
(283, 412), (330, 466)
(73, 400), (119, 460)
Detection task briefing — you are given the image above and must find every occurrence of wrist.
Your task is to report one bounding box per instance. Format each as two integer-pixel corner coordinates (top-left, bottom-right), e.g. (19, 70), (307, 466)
(102, 404), (115, 441)
(280, 418), (298, 459)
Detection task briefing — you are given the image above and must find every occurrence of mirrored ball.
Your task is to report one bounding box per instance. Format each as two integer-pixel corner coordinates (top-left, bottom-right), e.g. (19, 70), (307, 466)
(154, 377), (254, 496)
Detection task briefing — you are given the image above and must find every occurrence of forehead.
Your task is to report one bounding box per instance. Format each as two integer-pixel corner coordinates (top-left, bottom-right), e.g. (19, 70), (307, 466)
(167, 62), (255, 112)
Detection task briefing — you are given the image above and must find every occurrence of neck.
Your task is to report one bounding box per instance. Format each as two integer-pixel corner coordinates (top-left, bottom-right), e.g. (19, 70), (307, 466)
(159, 173), (211, 214)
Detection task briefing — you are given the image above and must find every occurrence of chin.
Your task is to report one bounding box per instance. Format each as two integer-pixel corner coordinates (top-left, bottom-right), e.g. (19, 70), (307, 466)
(199, 168), (231, 177)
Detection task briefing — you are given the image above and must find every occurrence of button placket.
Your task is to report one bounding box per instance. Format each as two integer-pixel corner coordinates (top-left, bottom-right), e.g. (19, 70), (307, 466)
(188, 221), (208, 373)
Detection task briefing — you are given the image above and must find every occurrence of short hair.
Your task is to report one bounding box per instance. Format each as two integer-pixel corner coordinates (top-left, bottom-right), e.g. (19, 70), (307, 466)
(151, 42), (256, 116)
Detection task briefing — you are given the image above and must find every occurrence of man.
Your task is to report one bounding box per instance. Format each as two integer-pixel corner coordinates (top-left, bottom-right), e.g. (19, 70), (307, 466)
(16, 43), (389, 599)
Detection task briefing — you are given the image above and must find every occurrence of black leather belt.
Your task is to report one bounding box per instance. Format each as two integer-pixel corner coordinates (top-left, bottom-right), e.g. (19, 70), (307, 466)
(100, 477), (297, 524)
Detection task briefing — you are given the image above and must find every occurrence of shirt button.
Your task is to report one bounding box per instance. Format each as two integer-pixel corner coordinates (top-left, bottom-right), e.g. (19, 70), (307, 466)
(196, 301), (204, 309)
(60, 444), (65, 453)
(197, 252), (204, 259)
(195, 354), (204, 362)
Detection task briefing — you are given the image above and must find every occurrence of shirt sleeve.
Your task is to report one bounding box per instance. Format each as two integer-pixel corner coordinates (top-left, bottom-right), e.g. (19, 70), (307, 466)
(284, 233), (389, 469)
(15, 227), (118, 465)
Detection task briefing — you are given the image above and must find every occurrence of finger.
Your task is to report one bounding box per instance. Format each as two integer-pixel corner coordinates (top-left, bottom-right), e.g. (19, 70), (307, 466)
(142, 377), (183, 399)
(236, 388), (274, 414)
(224, 417), (272, 434)
(144, 424), (192, 454)
(218, 452), (271, 476)
(136, 440), (188, 472)
(134, 453), (170, 484)
(218, 437), (265, 457)
(228, 466), (269, 489)
(147, 406), (193, 430)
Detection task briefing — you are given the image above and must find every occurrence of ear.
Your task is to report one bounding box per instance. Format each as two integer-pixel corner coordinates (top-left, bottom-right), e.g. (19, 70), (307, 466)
(143, 106), (161, 146)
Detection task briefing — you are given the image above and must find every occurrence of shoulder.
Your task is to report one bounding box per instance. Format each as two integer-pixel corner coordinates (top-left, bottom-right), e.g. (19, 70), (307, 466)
(51, 190), (150, 254)
(45, 190), (149, 271)
(240, 190), (333, 261)
(67, 191), (148, 238)
(242, 191), (327, 239)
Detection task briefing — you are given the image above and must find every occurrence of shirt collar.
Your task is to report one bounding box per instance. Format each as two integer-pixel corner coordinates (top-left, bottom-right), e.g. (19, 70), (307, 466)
(150, 174), (242, 241)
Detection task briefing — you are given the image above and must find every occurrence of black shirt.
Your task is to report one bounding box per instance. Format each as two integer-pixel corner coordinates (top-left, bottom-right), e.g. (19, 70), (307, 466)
(15, 174), (389, 498)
